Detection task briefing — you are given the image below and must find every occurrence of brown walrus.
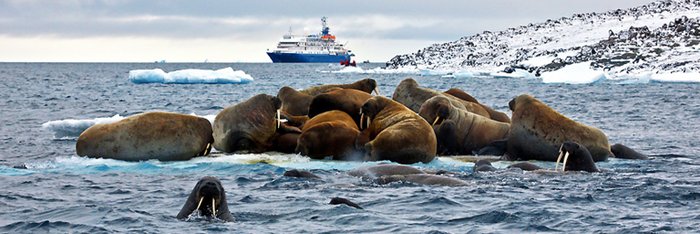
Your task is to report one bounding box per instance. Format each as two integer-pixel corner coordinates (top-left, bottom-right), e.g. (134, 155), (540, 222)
(391, 78), (490, 118)
(76, 112), (213, 161)
(419, 96), (510, 155)
(444, 88), (510, 123)
(355, 96), (437, 164)
(307, 88), (373, 127)
(507, 94), (612, 162)
(296, 110), (361, 160)
(212, 94), (301, 153)
(277, 86), (313, 116)
(299, 78), (378, 96)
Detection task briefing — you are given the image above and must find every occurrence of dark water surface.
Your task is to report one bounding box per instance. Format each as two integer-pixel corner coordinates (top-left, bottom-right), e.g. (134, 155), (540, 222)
(0, 63), (699, 233)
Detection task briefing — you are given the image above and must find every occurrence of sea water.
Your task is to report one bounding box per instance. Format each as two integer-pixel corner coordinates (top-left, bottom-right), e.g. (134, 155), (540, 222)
(0, 63), (698, 233)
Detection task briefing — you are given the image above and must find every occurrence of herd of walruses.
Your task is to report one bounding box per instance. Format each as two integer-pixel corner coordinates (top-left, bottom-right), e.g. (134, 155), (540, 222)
(75, 77), (650, 221)
(77, 77), (647, 167)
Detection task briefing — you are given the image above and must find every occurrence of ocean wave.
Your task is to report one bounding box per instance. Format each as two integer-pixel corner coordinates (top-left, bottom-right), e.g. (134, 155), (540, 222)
(128, 67), (254, 84)
(321, 66), (420, 74)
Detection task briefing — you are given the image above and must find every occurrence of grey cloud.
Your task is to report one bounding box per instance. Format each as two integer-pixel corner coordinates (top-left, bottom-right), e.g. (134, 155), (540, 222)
(0, 0), (654, 40)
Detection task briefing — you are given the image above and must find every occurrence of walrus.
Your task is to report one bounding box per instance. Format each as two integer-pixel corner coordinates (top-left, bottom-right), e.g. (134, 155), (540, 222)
(419, 96), (510, 155)
(307, 88), (373, 127)
(277, 86), (313, 116)
(296, 110), (361, 160)
(177, 176), (235, 222)
(356, 96), (437, 164)
(283, 169), (322, 180)
(554, 141), (600, 173)
(76, 112), (213, 161)
(347, 164), (426, 179)
(391, 78), (490, 118)
(507, 94), (612, 162)
(473, 159), (498, 172)
(376, 174), (469, 186)
(329, 197), (363, 209)
(212, 94), (301, 153)
(299, 78), (378, 96)
(507, 162), (543, 171)
(611, 143), (649, 160)
(444, 88), (511, 123)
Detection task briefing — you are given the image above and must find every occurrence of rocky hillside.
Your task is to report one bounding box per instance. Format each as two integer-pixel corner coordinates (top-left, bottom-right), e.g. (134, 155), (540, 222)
(386, 0), (700, 78)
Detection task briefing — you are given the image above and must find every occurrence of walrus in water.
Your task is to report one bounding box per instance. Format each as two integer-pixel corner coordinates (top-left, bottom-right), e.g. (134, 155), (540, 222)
(348, 164), (468, 186)
(356, 96), (437, 164)
(299, 78), (378, 96)
(212, 94), (301, 153)
(307, 88), (373, 127)
(554, 141), (600, 173)
(76, 112), (213, 161)
(444, 88), (511, 123)
(391, 78), (490, 118)
(419, 96), (510, 155)
(296, 110), (361, 160)
(507, 94), (612, 162)
(177, 176), (235, 222)
(611, 143), (649, 160)
(277, 86), (313, 116)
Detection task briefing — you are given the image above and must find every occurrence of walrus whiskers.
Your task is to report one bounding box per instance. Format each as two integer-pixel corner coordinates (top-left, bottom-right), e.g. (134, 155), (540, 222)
(196, 197), (204, 211)
(432, 116), (440, 126)
(212, 198), (217, 217)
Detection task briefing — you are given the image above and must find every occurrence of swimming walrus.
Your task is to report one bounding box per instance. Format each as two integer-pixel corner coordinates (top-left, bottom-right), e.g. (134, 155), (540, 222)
(355, 96), (437, 164)
(177, 176), (235, 222)
(212, 94), (301, 153)
(554, 141), (600, 173)
(299, 78), (378, 96)
(296, 110), (361, 160)
(76, 111), (213, 161)
(391, 78), (491, 118)
(419, 96), (510, 155)
(610, 143), (649, 160)
(507, 94), (612, 162)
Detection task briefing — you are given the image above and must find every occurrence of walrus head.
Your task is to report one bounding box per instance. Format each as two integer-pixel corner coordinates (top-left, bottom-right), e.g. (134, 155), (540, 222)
(555, 141), (600, 173)
(214, 94), (298, 153)
(418, 96), (452, 126)
(352, 78), (379, 95)
(359, 96), (385, 129)
(508, 94), (535, 112)
(176, 176), (234, 222)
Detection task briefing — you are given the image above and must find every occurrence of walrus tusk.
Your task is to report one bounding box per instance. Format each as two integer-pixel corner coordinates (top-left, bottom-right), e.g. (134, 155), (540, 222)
(555, 150), (563, 171)
(366, 116), (371, 128)
(561, 152), (570, 172)
(360, 113), (365, 129)
(276, 110), (281, 129)
(212, 198), (217, 217)
(432, 117), (441, 126)
(373, 87), (380, 96)
(196, 197), (204, 212)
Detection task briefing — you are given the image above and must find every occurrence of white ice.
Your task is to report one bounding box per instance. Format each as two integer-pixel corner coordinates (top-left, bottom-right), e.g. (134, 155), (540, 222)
(322, 66), (420, 74)
(540, 62), (608, 84)
(129, 67), (254, 84)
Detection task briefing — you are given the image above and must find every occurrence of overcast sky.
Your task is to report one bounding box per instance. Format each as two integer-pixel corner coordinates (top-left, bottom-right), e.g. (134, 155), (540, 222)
(0, 0), (654, 62)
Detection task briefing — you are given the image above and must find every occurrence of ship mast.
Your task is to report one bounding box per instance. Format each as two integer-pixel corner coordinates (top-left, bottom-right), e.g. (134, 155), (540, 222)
(321, 16), (330, 35)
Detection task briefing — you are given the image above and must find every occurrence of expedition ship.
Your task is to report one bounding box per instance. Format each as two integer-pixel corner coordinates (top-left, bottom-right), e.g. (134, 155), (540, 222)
(266, 17), (354, 63)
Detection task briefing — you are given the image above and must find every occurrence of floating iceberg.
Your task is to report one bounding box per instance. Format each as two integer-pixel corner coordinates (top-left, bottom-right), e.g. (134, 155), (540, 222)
(42, 113), (216, 139)
(128, 67), (254, 84)
(540, 63), (608, 84)
(42, 115), (125, 139)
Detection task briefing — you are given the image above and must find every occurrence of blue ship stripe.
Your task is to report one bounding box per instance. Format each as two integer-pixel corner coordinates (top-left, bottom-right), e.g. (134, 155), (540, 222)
(267, 52), (353, 63)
